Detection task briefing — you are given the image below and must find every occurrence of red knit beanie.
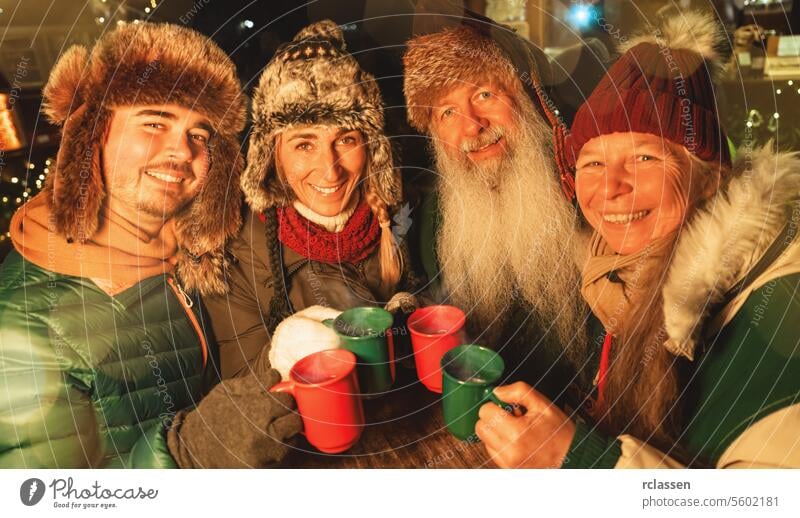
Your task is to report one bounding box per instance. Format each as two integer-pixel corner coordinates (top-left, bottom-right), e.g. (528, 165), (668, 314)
(567, 12), (731, 168)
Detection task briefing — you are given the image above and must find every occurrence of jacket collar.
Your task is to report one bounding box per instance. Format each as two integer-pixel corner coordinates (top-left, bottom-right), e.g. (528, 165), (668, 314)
(662, 145), (800, 359)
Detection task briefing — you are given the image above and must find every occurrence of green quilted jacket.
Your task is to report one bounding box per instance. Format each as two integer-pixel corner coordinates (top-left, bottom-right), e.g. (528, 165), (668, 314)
(0, 250), (212, 468)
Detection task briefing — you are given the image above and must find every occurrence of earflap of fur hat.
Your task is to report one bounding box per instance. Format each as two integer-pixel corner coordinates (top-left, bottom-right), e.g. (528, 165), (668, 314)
(46, 104), (108, 243)
(41, 44), (106, 242)
(366, 131), (402, 206)
(173, 131), (244, 296)
(241, 122), (293, 213)
(175, 134), (244, 257)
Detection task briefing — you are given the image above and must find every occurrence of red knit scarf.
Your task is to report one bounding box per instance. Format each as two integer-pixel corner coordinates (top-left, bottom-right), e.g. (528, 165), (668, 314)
(276, 201), (380, 264)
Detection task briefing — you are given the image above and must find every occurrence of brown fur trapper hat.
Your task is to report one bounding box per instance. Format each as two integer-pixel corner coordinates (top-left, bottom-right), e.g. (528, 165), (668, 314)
(403, 26), (523, 134)
(243, 20), (401, 212)
(42, 22), (246, 295)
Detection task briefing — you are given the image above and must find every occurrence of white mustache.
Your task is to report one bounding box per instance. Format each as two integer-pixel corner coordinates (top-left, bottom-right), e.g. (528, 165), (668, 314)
(460, 127), (504, 153)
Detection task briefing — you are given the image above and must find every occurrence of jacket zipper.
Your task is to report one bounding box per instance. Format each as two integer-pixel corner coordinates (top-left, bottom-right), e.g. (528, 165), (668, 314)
(167, 276), (208, 368)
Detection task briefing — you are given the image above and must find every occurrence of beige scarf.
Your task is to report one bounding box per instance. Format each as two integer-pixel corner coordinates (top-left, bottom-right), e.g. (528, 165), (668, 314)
(580, 231), (677, 335)
(10, 193), (178, 295)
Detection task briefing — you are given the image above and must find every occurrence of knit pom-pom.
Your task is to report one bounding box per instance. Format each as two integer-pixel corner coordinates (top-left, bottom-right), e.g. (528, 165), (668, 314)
(619, 11), (730, 80)
(292, 19), (345, 49)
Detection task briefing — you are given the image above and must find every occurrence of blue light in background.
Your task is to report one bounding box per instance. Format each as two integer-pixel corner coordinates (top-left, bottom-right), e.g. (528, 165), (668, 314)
(567, 3), (599, 30)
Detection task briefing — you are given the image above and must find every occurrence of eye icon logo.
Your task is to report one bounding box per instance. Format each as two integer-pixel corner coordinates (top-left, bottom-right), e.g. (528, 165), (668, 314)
(20, 478), (45, 506)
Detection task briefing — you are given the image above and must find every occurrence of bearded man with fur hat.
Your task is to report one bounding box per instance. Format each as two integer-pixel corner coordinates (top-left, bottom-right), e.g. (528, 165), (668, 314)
(403, 22), (593, 399)
(202, 20), (423, 382)
(0, 23), (301, 468)
(475, 12), (800, 469)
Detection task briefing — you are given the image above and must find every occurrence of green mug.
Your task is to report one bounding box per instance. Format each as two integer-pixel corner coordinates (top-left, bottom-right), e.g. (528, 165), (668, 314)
(441, 344), (512, 441)
(324, 307), (395, 397)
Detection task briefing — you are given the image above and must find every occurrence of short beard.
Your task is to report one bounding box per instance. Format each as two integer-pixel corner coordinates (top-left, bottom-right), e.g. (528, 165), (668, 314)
(434, 96), (588, 364)
(136, 196), (192, 221)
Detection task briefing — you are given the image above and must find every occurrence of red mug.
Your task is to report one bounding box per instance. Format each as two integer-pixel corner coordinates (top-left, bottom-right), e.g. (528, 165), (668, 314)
(407, 305), (467, 393)
(270, 349), (365, 453)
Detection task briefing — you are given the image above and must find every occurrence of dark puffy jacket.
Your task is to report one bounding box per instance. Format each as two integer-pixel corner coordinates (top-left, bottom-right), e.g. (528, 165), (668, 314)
(202, 209), (423, 380)
(0, 251), (211, 468)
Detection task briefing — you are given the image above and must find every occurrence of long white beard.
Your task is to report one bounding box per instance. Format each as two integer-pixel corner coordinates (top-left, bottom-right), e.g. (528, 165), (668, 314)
(434, 97), (587, 354)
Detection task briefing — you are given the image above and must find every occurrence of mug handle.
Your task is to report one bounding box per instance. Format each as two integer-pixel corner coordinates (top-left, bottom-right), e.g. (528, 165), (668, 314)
(270, 381), (306, 436)
(270, 380), (295, 395)
(483, 387), (518, 414)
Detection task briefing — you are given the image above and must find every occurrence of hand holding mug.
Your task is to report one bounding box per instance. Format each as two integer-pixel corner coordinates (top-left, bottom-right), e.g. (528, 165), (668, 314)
(476, 381), (575, 468)
(441, 344), (514, 440)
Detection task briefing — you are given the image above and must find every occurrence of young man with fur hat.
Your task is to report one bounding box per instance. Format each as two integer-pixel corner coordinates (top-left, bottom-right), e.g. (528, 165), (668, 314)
(403, 22), (593, 400)
(475, 12), (800, 469)
(202, 20), (422, 381)
(0, 23), (300, 468)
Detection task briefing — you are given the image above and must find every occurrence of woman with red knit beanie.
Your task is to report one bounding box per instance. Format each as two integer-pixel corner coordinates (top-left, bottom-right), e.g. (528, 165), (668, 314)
(202, 20), (423, 381)
(474, 11), (800, 469)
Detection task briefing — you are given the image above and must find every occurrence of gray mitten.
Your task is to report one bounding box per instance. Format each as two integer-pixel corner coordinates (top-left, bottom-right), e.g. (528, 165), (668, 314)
(167, 369), (302, 468)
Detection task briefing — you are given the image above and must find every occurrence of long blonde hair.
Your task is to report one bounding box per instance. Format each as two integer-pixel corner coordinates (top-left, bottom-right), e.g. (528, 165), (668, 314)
(364, 186), (403, 294)
(596, 153), (726, 456)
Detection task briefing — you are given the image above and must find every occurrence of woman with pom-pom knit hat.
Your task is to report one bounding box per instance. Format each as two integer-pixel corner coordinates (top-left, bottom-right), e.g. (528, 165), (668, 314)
(475, 11), (800, 469)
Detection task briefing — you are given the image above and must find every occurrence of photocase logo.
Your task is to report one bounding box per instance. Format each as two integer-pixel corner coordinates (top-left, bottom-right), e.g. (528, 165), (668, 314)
(20, 478), (45, 506)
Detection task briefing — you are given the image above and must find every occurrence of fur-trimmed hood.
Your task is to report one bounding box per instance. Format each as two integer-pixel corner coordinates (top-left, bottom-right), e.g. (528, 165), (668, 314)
(41, 22), (246, 296)
(663, 146), (800, 359)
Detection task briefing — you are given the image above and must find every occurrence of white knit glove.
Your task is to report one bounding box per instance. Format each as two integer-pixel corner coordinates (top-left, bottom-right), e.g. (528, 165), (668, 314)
(268, 306), (343, 379)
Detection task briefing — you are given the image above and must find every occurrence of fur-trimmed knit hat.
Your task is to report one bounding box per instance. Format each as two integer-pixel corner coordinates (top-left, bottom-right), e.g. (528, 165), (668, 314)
(402, 24), (577, 199)
(41, 22), (246, 295)
(567, 12), (731, 168)
(242, 20), (401, 212)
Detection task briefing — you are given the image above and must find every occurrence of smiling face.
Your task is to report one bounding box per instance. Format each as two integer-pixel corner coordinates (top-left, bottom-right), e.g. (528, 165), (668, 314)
(575, 132), (715, 255)
(102, 103), (211, 224)
(429, 82), (518, 172)
(275, 125), (366, 217)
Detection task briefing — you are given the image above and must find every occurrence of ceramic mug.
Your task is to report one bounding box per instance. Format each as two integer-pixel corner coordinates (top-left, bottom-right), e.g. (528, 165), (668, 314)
(271, 349), (365, 453)
(441, 344), (512, 441)
(407, 305), (466, 393)
(324, 307), (395, 397)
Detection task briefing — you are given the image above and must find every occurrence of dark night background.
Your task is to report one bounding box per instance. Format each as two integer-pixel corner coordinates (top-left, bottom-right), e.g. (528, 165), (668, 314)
(2, 0), (798, 259)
